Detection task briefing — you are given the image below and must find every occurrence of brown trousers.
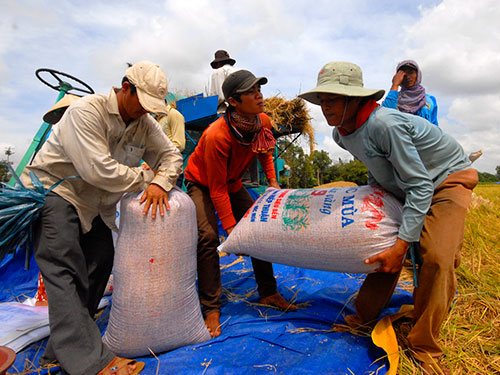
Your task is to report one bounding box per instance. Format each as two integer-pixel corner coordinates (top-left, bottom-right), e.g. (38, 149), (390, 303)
(353, 168), (478, 361)
(186, 181), (278, 316)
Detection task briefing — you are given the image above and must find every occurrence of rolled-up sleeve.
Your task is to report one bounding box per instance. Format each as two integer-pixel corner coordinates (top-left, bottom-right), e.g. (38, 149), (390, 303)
(142, 118), (183, 192)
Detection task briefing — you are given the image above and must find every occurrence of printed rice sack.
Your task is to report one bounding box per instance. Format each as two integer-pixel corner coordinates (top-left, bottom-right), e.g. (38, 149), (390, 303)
(218, 185), (403, 273)
(103, 188), (211, 357)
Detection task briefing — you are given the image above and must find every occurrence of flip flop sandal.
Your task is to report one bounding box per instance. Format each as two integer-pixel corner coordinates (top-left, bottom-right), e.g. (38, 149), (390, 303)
(98, 357), (145, 375)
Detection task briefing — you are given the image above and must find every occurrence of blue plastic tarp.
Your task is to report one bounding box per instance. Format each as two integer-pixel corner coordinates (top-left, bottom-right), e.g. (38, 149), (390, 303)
(0, 250), (39, 302)
(1, 245), (412, 375)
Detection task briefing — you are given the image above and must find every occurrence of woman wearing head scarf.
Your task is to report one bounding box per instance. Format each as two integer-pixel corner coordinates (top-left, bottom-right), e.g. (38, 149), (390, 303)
(382, 60), (483, 161)
(382, 60), (439, 125)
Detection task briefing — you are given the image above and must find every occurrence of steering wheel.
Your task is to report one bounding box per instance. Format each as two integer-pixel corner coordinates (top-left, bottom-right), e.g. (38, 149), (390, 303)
(35, 68), (95, 95)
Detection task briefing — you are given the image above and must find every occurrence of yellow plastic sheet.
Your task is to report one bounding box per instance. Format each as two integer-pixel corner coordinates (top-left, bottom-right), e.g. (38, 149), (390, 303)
(371, 304), (414, 375)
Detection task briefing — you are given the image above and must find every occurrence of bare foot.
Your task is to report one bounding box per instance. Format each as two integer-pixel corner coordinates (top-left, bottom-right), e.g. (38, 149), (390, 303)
(127, 362), (137, 374)
(344, 314), (364, 329)
(205, 311), (221, 338)
(259, 292), (297, 312)
(340, 314), (373, 334)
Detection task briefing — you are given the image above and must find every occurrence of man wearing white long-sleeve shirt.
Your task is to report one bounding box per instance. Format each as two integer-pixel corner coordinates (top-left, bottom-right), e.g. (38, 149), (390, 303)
(22, 61), (182, 375)
(209, 50), (238, 113)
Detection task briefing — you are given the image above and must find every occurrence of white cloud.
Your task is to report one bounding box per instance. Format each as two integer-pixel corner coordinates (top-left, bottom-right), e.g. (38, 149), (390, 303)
(448, 95), (500, 133)
(320, 136), (355, 163)
(445, 95), (500, 173)
(398, 0), (500, 173)
(405, 0), (500, 96)
(1, 0), (499, 174)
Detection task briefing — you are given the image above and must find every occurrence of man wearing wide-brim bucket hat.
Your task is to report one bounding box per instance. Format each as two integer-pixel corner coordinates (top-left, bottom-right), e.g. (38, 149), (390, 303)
(209, 50), (239, 113)
(300, 61), (478, 375)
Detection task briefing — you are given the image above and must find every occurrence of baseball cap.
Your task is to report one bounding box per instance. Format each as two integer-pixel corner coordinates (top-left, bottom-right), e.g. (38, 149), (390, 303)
(125, 61), (169, 114)
(222, 70), (267, 100)
(397, 60), (419, 71)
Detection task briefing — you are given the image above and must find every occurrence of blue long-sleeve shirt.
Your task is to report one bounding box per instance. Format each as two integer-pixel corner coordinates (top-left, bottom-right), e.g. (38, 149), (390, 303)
(333, 106), (471, 242)
(382, 90), (439, 126)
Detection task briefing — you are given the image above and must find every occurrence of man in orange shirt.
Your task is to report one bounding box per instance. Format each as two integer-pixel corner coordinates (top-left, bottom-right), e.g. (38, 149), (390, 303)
(184, 70), (297, 337)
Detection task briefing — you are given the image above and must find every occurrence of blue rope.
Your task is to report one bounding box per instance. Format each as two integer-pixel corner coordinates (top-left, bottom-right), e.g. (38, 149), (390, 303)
(185, 131), (197, 146)
(409, 242), (419, 288)
(0, 165), (80, 268)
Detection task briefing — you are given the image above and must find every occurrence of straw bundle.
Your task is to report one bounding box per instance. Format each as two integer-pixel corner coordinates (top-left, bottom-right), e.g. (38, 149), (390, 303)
(264, 96), (315, 152)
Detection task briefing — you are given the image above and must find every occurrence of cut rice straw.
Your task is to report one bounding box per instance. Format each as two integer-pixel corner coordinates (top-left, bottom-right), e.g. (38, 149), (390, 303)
(147, 347), (161, 375)
(395, 184), (500, 374)
(264, 96), (315, 153)
(253, 364), (278, 372)
(200, 358), (212, 375)
(215, 317), (231, 333)
(220, 256), (246, 270)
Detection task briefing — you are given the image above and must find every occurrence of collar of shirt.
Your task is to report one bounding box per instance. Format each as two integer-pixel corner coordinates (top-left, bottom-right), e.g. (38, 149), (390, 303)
(108, 88), (122, 116)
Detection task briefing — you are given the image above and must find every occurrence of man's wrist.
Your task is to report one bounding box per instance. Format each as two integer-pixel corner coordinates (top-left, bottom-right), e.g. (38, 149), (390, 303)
(396, 238), (410, 253)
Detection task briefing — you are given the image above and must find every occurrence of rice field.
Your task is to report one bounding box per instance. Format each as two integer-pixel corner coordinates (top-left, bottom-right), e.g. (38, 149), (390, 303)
(397, 183), (500, 374)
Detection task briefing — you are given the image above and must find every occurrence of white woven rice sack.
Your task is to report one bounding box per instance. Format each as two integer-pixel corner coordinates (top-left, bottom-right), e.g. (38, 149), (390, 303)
(103, 188), (210, 357)
(218, 186), (403, 273)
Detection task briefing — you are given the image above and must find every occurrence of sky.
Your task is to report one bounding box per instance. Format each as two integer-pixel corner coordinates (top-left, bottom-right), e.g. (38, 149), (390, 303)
(1, 0), (499, 174)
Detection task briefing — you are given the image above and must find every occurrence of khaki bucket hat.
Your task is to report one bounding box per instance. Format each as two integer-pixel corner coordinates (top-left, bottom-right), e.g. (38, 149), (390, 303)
(299, 62), (385, 105)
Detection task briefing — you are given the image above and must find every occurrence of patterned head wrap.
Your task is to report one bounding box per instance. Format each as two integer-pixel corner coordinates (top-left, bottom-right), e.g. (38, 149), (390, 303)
(396, 60), (427, 114)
